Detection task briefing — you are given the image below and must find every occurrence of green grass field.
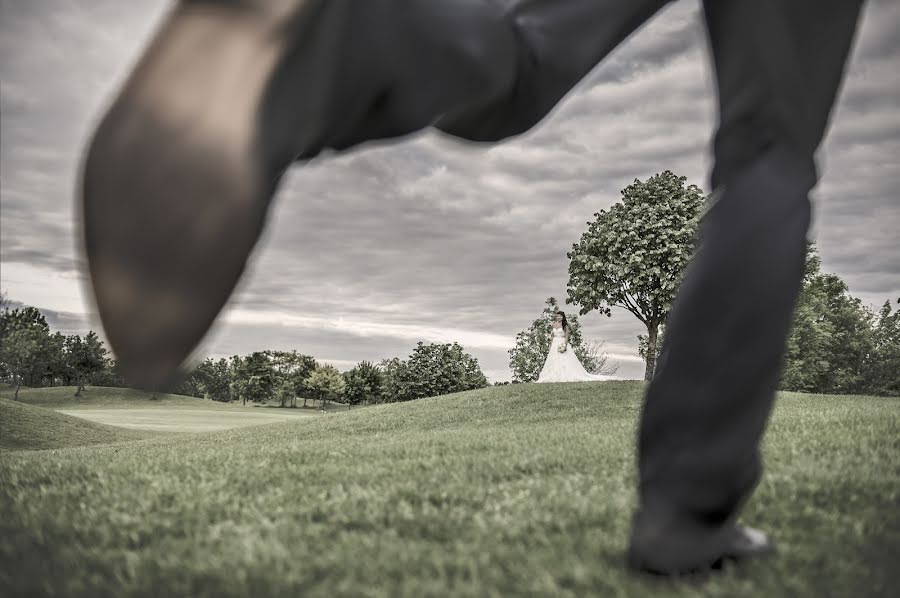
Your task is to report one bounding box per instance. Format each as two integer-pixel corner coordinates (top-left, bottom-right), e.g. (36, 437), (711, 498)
(1, 382), (897, 597)
(0, 397), (160, 450)
(0, 384), (220, 408)
(50, 408), (314, 433)
(0, 385), (344, 435)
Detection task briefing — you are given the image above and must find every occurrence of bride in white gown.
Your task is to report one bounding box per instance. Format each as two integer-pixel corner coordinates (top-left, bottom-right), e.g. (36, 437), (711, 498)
(537, 311), (616, 383)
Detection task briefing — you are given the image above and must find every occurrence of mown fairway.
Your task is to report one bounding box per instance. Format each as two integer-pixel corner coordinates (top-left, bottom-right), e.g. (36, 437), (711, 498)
(1, 382), (897, 597)
(0, 398), (161, 450)
(52, 408), (309, 433)
(0, 385), (332, 435)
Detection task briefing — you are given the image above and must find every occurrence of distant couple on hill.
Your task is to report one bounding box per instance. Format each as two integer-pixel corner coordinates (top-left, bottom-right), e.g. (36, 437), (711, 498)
(537, 311), (617, 383)
(80, 0), (865, 577)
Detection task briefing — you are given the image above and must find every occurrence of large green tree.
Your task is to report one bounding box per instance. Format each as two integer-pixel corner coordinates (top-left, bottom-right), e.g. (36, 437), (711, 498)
(266, 351), (317, 407)
(378, 357), (411, 403)
(41, 332), (68, 387)
(229, 352), (276, 404)
(0, 306), (53, 398)
(508, 297), (614, 383)
(781, 245), (874, 394)
(1, 328), (47, 399)
(403, 342), (488, 401)
(91, 358), (128, 388)
(863, 299), (900, 396)
(65, 331), (109, 397)
(342, 360), (383, 406)
(567, 171), (704, 380)
(378, 343), (488, 402)
(305, 364), (345, 409)
(185, 357), (233, 402)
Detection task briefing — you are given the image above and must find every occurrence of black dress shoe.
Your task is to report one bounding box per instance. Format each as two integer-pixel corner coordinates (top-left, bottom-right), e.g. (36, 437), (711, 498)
(627, 517), (774, 576)
(81, 1), (324, 389)
(719, 525), (773, 561)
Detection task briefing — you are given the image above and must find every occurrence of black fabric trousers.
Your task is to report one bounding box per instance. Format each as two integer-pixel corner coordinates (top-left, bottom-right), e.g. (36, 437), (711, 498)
(637, 0), (863, 538)
(264, 0), (863, 546)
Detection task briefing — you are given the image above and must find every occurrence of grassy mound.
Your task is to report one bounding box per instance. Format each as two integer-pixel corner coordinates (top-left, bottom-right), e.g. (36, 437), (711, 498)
(0, 384), (238, 409)
(0, 398), (158, 451)
(0, 385), (351, 412)
(1, 381), (897, 597)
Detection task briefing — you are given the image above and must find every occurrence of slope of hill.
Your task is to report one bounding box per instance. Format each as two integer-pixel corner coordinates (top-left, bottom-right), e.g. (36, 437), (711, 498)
(0, 398), (159, 450)
(0, 385), (213, 408)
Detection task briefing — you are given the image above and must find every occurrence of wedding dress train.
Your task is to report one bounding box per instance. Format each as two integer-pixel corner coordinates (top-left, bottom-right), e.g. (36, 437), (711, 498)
(537, 326), (616, 383)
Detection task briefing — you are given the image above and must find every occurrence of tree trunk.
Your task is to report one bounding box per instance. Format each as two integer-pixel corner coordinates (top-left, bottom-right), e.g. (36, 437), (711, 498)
(74, 373), (82, 397)
(644, 324), (659, 382)
(14, 381), (21, 400)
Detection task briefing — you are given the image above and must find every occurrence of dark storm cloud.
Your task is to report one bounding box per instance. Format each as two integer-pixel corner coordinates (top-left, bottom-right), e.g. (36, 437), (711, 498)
(2, 0), (897, 381)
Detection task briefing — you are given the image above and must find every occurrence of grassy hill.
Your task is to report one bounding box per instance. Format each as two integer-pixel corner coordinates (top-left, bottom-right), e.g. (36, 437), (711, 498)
(0, 384), (357, 413)
(0, 385), (326, 436)
(1, 381), (897, 597)
(0, 384), (217, 408)
(0, 398), (159, 450)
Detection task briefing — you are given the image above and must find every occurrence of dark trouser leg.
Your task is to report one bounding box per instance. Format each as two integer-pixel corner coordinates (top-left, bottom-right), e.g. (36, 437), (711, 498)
(629, 0), (864, 572)
(261, 0), (672, 157)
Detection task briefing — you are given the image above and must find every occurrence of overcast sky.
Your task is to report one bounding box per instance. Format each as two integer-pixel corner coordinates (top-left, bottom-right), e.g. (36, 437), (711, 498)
(2, 0), (898, 382)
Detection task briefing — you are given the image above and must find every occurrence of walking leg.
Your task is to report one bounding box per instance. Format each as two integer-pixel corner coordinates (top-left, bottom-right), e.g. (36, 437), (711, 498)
(628, 0), (865, 574)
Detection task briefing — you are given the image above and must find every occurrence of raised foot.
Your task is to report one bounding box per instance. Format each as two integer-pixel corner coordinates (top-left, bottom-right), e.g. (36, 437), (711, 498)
(81, 3), (303, 389)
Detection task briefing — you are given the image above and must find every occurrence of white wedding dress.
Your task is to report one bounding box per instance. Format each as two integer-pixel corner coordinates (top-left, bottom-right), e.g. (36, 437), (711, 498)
(537, 325), (615, 383)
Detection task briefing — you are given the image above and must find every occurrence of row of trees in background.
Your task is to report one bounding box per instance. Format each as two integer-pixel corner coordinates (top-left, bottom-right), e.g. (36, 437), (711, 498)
(780, 245), (899, 396)
(175, 341), (489, 407)
(625, 244), (900, 396)
(0, 294), (490, 405)
(0, 302), (111, 399)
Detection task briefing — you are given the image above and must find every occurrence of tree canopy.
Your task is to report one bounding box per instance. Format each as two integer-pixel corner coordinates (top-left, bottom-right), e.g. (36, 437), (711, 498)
(567, 171), (705, 380)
